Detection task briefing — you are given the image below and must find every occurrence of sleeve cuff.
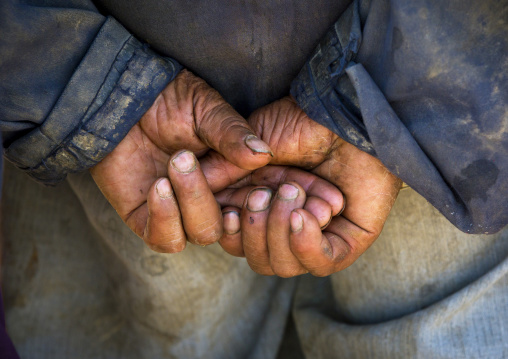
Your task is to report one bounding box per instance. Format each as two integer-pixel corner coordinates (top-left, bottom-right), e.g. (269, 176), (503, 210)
(4, 17), (183, 185)
(290, 0), (376, 156)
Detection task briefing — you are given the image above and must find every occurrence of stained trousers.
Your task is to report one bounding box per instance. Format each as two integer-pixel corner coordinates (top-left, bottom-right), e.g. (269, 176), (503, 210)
(2, 163), (507, 358)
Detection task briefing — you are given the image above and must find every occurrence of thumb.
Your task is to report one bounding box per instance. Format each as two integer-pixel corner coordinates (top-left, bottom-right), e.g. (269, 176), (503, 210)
(247, 96), (336, 168)
(192, 76), (273, 171)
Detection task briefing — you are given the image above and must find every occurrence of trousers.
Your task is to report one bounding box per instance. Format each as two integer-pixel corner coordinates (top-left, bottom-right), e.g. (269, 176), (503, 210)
(2, 162), (507, 358)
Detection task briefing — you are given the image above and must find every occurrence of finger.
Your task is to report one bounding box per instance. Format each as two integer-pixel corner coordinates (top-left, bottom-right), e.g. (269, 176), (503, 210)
(168, 150), (223, 246)
(200, 150), (252, 193)
(192, 78), (273, 171)
(208, 164), (344, 214)
(247, 97), (336, 168)
(143, 178), (187, 253)
(303, 196), (333, 229)
(241, 187), (274, 275)
(323, 215), (376, 269)
(219, 207), (244, 257)
(250, 166), (345, 215)
(267, 182), (308, 278)
(215, 185), (257, 208)
(217, 188), (333, 230)
(217, 188), (335, 227)
(289, 211), (372, 276)
(289, 209), (339, 276)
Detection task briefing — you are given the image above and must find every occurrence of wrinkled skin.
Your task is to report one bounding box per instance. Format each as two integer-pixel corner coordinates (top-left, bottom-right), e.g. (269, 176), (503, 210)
(216, 96), (402, 277)
(90, 71), (341, 255)
(90, 70), (274, 252)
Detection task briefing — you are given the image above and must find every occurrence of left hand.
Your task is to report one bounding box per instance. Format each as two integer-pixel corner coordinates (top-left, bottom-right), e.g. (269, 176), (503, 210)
(215, 97), (402, 277)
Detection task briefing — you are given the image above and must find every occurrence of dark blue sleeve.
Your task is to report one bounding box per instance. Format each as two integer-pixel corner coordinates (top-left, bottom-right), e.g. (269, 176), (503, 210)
(0, 0), (182, 185)
(291, 0), (508, 234)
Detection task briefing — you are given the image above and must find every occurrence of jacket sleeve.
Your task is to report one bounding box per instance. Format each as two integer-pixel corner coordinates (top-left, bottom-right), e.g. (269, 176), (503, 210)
(290, 0), (508, 234)
(0, 0), (182, 185)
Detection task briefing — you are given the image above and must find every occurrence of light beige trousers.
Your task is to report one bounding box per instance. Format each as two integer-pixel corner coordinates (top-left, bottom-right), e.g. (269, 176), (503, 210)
(2, 163), (507, 358)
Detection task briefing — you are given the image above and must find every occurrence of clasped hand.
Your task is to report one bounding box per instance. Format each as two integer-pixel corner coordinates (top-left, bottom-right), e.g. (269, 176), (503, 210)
(91, 71), (401, 277)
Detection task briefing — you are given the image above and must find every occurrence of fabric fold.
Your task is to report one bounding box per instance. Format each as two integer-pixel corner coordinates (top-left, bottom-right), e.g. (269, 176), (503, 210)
(5, 17), (182, 185)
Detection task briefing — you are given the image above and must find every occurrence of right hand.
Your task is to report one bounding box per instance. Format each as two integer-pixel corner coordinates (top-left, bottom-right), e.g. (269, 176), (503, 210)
(90, 70), (274, 253)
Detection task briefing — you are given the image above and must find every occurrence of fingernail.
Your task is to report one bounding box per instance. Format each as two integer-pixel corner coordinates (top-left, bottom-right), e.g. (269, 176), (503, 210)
(321, 210), (333, 230)
(245, 135), (273, 156)
(171, 150), (196, 173)
(290, 211), (303, 232)
(338, 197), (346, 216)
(155, 178), (172, 199)
(246, 188), (272, 212)
(223, 211), (240, 235)
(278, 183), (299, 201)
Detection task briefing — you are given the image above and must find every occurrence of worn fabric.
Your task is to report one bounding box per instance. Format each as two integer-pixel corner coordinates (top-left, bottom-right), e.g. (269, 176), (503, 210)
(0, 1), (182, 184)
(2, 163), (508, 358)
(1, 1), (508, 358)
(293, 186), (508, 358)
(1, 163), (295, 359)
(94, 0), (352, 117)
(1, 0), (507, 232)
(291, 0), (508, 233)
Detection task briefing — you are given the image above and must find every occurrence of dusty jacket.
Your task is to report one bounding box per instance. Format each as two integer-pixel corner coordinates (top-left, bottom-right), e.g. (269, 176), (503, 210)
(1, 0), (507, 233)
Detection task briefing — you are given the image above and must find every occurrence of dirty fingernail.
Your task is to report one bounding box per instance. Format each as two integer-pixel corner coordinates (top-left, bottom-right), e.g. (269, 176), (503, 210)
(278, 183), (299, 200)
(290, 211), (303, 232)
(321, 210), (333, 230)
(338, 197), (346, 216)
(223, 211), (240, 235)
(247, 188), (272, 212)
(245, 135), (273, 156)
(155, 178), (172, 199)
(172, 150), (197, 173)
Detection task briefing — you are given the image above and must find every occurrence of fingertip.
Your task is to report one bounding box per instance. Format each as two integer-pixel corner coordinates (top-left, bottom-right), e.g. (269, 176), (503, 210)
(146, 241), (186, 254)
(144, 177), (187, 253)
(338, 196), (346, 216)
(289, 209), (322, 255)
(244, 135), (273, 157)
(223, 209), (241, 235)
(155, 178), (173, 199)
(225, 134), (273, 172)
(219, 209), (245, 257)
(278, 182), (300, 201)
(170, 150), (197, 174)
(246, 187), (273, 212)
(328, 192), (345, 217)
(303, 196), (333, 229)
(290, 210), (303, 233)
